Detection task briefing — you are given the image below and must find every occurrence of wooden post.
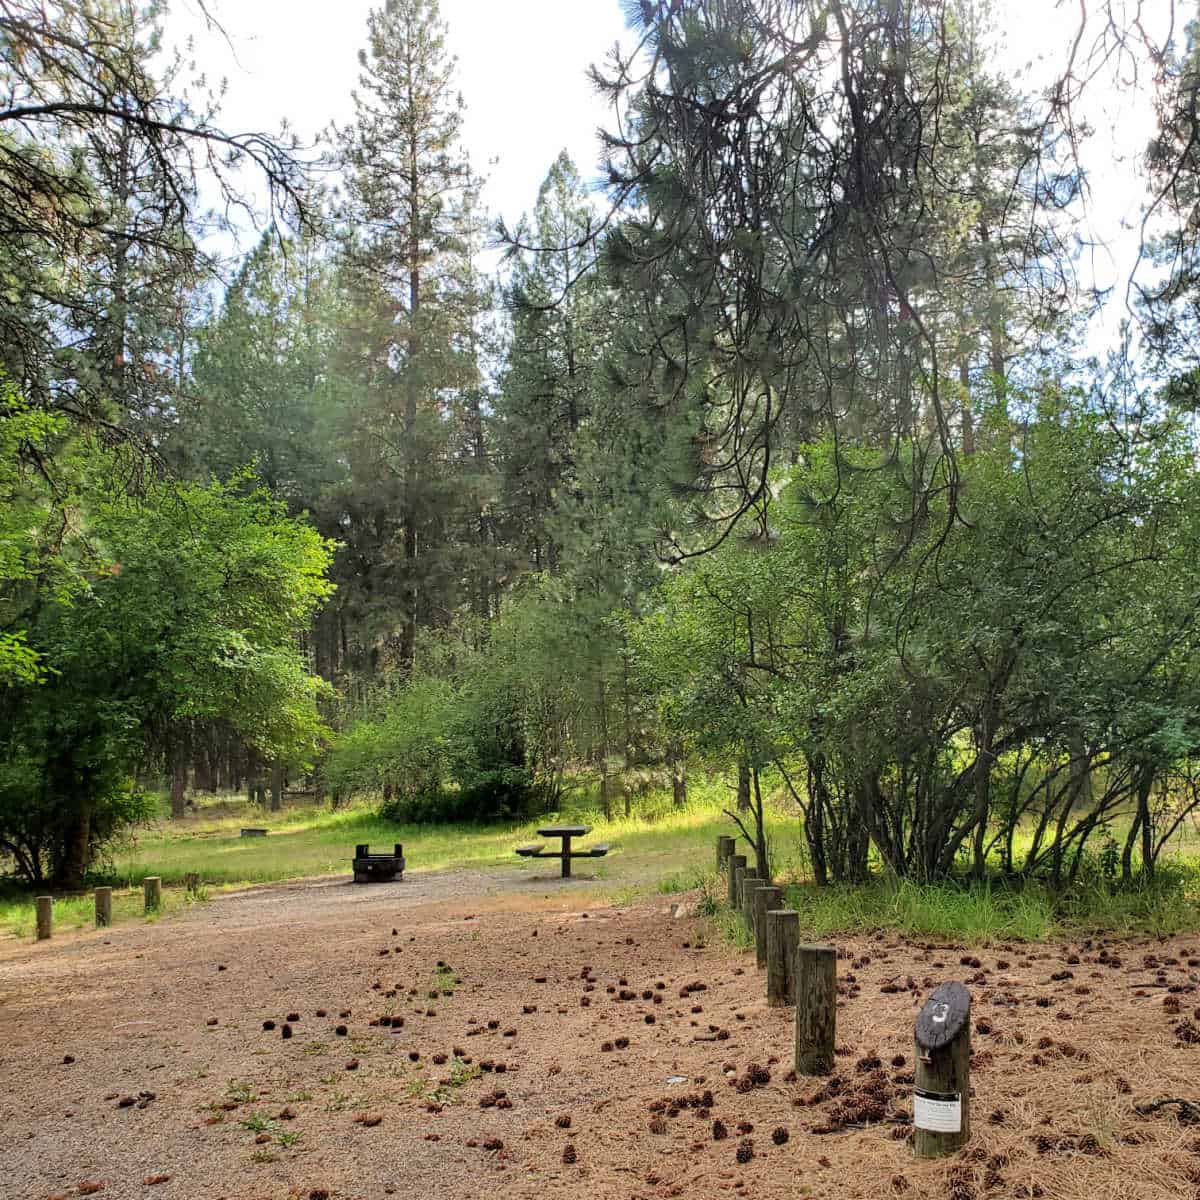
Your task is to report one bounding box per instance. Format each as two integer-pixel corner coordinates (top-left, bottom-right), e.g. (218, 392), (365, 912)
(716, 835), (735, 871)
(143, 876), (162, 913)
(35, 896), (52, 941)
(94, 887), (112, 928)
(913, 981), (971, 1158)
(794, 943), (837, 1075)
(738, 867), (760, 928)
(766, 909), (800, 1006)
(752, 885), (781, 968)
(728, 855), (747, 908)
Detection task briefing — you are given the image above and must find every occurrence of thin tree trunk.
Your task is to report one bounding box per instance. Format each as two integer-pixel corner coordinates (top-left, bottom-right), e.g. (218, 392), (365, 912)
(59, 796), (93, 890)
(271, 760), (284, 813)
(170, 758), (187, 820)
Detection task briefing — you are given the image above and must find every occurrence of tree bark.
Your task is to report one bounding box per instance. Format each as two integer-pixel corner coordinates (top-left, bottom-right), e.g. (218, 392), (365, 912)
(271, 760), (284, 813)
(170, 758), (187, 820)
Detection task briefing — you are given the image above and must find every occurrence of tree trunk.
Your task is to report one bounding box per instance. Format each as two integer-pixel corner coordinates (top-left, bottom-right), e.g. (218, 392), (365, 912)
(1137, 768), (1155, 878)
(959, 356), (975, 455)
(751, 764), (770, 880)
(59, 798), (93, 890)
(170, 759), (187, 820)
(737, 754), (751, 812)
(271, 760), (284, 813)
(672, 758), (687, 809)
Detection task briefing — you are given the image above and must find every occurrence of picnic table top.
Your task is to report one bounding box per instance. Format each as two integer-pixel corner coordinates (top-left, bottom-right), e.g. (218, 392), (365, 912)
(537, 824), (592, 838)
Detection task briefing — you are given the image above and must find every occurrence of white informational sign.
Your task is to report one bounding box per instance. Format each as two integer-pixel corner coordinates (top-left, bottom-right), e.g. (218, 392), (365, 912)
(913, 1088), (962, 1133)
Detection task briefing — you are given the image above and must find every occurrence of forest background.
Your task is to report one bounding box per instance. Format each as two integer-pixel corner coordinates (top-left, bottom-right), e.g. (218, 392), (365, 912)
(4, 0), (1200, 908)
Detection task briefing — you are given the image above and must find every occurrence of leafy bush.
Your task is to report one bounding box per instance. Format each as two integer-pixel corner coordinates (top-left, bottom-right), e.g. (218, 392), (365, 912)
(326, 675), (540, 823)
(631, 395), (1200, 887)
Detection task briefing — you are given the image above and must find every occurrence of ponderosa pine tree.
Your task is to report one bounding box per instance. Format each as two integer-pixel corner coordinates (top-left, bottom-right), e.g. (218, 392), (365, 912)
(499, 152), (603, 574)
(338, 0), (483, 675)
(0, 0), (308, 426)
(1141, 4), (1200, 405)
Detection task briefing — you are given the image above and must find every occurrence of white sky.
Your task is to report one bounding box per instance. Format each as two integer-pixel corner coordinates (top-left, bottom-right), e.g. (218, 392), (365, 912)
(169, 0), (631, 240)
(166, 0), (1174, 341)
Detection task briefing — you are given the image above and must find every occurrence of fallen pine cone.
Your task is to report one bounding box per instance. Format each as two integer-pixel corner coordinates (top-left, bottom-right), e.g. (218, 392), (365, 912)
(562, 1144), (578, 1164)
(354, 1114), (382, 1127)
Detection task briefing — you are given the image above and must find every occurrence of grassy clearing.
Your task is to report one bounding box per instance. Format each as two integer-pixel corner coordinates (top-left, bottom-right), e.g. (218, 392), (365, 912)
(8, 772), (1200, 946)
(0, 776), (806, 941)
(0, 884), (200, 940)
(95, 778), (800, 890)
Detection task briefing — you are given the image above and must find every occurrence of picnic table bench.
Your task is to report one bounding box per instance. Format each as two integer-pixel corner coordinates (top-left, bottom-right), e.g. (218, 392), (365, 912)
(352, 842), (405, 884)
(515, 825), (609, 879)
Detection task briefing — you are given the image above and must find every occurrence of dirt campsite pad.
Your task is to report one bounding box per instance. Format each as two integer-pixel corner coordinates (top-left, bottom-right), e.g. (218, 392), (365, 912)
(4, 871), (1200, 1200)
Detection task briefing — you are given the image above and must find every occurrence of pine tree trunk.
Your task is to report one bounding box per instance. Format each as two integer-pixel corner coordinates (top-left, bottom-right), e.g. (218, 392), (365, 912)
(672, 759), (687, 809)
(737, 754), (751, 812)
(959, 357), (975, 455)
(271, 760), (284, 813)
(170, 759), (187, 820)
(59, 797), (93, 890)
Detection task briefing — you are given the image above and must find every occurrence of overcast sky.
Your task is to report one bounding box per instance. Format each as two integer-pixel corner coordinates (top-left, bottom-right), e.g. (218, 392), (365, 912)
(166, 0), (1171, 334)
(169, 0), (631, 241)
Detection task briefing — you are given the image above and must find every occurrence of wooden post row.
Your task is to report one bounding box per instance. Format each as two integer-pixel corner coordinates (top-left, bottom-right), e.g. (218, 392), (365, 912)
(94, 887), (112, 927)
(913, 981), (971, 1158)
(752, 885), (781, 968)
(143, 876), (162, 913)
(35, 896), (52, 941)
(766, 909), (799, 1006)
(727, 855), (747, 908)
(716, 835), (735, 871)
(794, 943), (837, 1075)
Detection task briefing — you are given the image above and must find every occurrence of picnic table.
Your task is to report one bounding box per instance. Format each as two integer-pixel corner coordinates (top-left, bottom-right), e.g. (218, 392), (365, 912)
(514, 824), (609, 879)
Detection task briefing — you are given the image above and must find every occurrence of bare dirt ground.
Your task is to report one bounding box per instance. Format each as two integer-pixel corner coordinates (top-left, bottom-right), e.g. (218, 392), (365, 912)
(3, 868), (1200, 1200)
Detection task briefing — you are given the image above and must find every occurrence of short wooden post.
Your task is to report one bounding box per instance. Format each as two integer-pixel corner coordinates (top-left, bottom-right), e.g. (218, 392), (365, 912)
(727, 855), (747, 908)
(752, 885), (781, 968)
(143, 876), (162, 913)
(94, 887), (112, 928)
(766, 909), (799, 1006)
(913, 981), (971, 1158)
(35, 896), (52, 941)
(716, 835), (735, 871)
(794, 943), (837, 1075)
(184, 873), (200, 896)
(738, 867), (760, 928)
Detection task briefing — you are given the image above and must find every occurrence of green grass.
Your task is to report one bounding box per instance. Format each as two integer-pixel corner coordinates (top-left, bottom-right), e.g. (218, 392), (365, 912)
(761, 872), (1200, 944)
(97, 777), (792, 888)
(0, 884), (199, 940)
(10, 772), (1200, 947)
(0, 776), (806, 941)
